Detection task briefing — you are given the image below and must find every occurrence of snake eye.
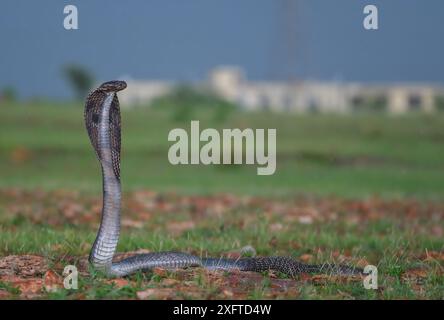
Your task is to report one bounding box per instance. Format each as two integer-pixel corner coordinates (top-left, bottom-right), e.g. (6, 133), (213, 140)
(92, 113), (99, 124)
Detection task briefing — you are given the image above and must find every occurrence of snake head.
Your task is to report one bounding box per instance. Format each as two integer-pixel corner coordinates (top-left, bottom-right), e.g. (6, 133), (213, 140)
(85, 81), (123, 180)
(98, 80), (127, 93)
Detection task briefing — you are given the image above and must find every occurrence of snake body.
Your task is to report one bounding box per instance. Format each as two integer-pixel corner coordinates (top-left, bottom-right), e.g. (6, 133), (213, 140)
(85, 81), (362, 278)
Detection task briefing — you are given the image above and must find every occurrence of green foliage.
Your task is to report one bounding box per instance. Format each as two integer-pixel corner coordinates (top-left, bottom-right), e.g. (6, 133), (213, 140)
(435, 96), (444, 112)
(1, 87), (17, 102)
(0, 281), (21, 295)
(151, 85), (237, 122)
(62, 64), (94, 100)
(352, 96), (387, 113)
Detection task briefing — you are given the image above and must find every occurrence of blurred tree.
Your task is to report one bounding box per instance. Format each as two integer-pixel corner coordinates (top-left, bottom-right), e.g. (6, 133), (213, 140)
(62, 64), (94, 100)
(435, 96), (444, 112)
(1, 86), (17, 102)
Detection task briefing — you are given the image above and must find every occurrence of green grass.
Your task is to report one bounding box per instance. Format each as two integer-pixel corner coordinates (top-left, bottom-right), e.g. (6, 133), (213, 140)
(1, 102), (444, 198)
(0, 196), (442, 299)
(0, 101), (443, 299)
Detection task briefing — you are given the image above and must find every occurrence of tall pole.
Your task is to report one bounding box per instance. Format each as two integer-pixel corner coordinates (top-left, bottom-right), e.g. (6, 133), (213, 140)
(269, 0), (302, 82)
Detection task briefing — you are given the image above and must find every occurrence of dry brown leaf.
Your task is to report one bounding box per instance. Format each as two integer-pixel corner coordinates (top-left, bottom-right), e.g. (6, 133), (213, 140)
(121, 219), (144, 229)
(43, 270), (63, 292)
(61, 202), (84, 219)
(106, 278), (131, 288)
(167, 221), (195, 235)
(299, 254), (313, 263)
(4, 276), (43, 297)
(356, 258), (370, 268)
(222, 289), (234, 297)
(137, 288), (176, 300)
(402, 268), (428, 279)
(152, 267), (168, 277)
(299, 273), (313, 282)
(423, 251), (444, 262)
(161, 278), (180, 287)
(0, 290), (11, 299)
(137, 212), (152, 220)
(225, 251), (242, 259)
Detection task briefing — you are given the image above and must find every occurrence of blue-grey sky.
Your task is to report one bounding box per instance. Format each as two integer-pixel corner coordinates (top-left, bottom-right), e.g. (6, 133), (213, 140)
(1, 0), (443, 99)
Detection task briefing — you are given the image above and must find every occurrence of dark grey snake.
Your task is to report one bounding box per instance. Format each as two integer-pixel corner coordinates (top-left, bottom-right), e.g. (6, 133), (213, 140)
(84, 80), (363, 278)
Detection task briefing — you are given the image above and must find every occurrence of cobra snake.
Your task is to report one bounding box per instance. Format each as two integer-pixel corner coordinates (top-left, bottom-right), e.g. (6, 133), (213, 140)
(84, 80), (363, 278)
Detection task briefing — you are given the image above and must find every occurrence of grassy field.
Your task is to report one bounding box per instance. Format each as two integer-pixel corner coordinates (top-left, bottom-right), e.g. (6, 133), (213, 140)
(0, 102), (443, 299)
(2, 102), (444, 197)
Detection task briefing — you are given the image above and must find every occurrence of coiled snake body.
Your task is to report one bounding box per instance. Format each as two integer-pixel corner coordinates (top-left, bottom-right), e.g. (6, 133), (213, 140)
(85, 81), (362, 277)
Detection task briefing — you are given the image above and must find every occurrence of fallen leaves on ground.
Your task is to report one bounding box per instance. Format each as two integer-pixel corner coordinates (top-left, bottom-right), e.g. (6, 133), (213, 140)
(422, 250), (444, 262)
(166, 221), (195, 235)
(310, 274), (364, 285)
(137, 288), (176, 300)
(0, 188), (443, 299)
(0, 290), (10, 299)
(0, 255), (47, 277)
(105, 278), (132, 289)
(133, 268), (302, 300)
(43, 270), (63, 292)
(1, 189), (443, 234)
(4, 277), (43, 298)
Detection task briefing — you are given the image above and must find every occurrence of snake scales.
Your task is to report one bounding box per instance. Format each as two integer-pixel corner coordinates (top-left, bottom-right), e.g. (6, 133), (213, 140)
(84, 80), (362, 277)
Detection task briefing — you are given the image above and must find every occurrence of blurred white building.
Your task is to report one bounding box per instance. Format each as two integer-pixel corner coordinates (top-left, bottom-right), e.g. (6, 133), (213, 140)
(119, 66), (444, 113)
(119, 80), (172, 107)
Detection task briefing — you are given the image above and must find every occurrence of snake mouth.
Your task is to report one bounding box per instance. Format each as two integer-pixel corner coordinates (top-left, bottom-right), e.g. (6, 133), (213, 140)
(98, 80), (127, 93)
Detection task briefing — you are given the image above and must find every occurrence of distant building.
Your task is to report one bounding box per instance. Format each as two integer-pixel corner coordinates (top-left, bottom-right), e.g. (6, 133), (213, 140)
(119, 66), (444, 113)
(119, 80), (172, 107)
